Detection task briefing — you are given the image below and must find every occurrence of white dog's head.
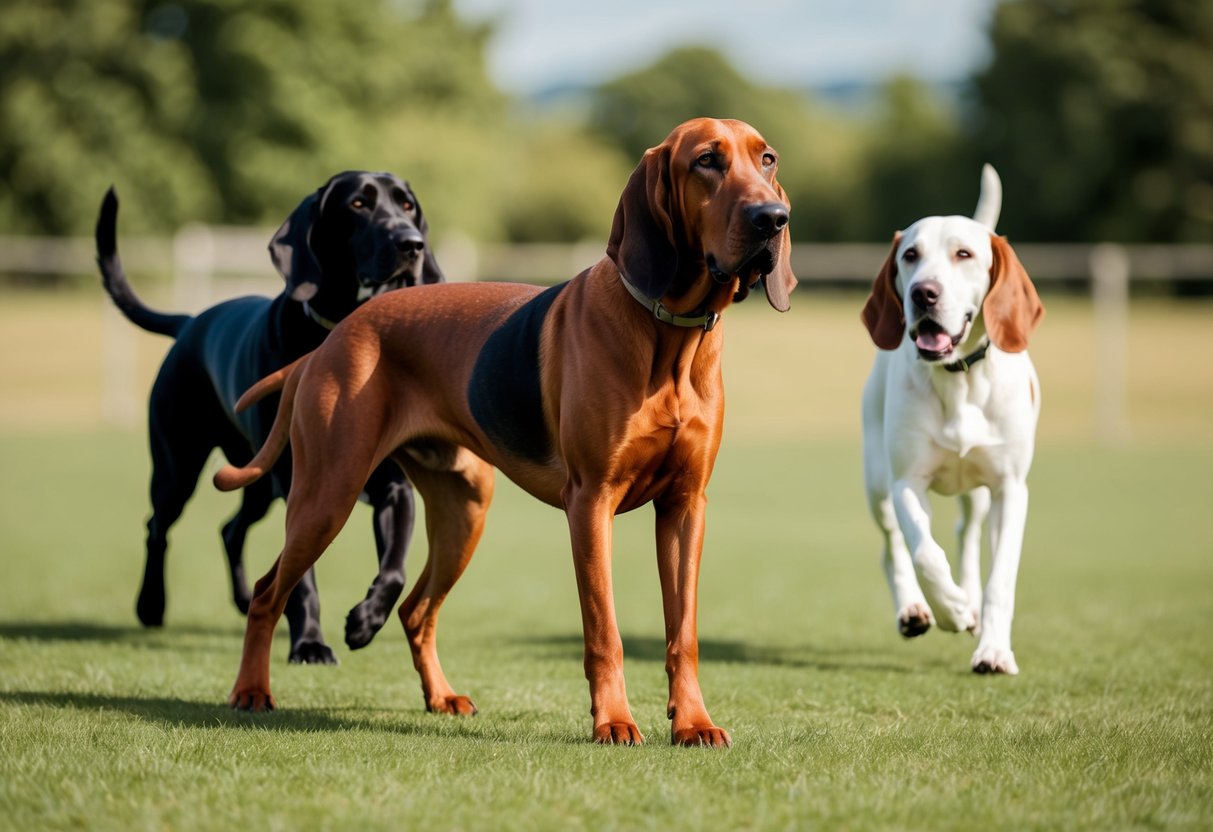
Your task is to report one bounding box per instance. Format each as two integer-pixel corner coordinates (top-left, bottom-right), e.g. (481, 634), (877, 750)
(862, 167), (1044, 362)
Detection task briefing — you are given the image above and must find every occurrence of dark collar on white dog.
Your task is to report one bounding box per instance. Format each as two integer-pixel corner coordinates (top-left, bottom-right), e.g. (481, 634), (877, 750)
(302, 301), (338, 331)
(943, 339), (990, 373)
(620, 276), (719, 331)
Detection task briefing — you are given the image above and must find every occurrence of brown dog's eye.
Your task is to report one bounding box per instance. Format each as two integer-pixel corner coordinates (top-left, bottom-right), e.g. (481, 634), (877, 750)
(696, 152), (716, 169)
(762, 153), (777, 167)
(903, 247), (919, 263)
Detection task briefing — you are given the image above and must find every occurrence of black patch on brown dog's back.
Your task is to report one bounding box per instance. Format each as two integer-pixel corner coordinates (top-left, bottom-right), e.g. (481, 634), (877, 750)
(468, 281), (568, 463)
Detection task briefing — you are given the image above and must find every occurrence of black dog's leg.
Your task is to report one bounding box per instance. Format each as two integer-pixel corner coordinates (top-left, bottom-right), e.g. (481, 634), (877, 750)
(345, 460), (415, 649)
(219, 477), (273, 615)
(139, 407), (214, 628)
(284, 568), (336, 664)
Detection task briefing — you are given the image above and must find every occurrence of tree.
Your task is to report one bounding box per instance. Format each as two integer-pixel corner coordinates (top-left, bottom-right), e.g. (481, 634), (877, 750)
(973, 0), (1213, 243)
(587, 46), (871, 242)
(0, 0), (507, 237)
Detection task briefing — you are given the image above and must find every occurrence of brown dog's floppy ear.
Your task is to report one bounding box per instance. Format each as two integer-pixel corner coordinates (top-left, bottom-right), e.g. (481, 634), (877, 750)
(985, 234), (1045, 352)
(606, 145), (678, 300)
(760, 182), (797, 312)
(269, 176), (342, 302)
(861, 233), (906, 350)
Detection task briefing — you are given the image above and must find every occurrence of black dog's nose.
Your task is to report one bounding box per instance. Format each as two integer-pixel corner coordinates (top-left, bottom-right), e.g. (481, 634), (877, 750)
(910, 280), (942, 310)
(392, 229), (425, 256)
(745, 202), (789, 237)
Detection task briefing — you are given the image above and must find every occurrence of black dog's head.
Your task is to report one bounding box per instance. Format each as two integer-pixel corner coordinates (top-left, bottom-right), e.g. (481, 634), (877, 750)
(269, 171), (444, 316)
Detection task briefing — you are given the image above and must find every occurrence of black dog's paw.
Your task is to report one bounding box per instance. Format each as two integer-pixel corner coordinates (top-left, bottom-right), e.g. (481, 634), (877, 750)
(135, 589), (165, 628)
(288, 640), (338, 665)
(344, 602), (389, 651)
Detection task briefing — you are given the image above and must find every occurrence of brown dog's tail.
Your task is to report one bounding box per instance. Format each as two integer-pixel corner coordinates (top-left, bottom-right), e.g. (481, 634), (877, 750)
(213, 356), (310, 492)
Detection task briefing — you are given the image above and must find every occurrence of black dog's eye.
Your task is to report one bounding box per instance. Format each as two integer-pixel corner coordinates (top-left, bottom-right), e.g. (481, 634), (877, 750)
(351, 197), (366, 209)
(902, 247), (919, 263)
(401, 199), (414, 212)
(762, 152), (777, 167)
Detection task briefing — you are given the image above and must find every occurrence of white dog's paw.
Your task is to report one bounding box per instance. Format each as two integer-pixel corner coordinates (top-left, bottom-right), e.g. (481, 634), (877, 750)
(897, 603), (932, 638)
(932, 596), (978, 633)
(971, 645), (1019, 675)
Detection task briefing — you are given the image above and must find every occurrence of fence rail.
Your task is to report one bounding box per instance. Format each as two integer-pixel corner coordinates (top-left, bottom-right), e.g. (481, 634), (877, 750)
(3, 230), (1212, 441)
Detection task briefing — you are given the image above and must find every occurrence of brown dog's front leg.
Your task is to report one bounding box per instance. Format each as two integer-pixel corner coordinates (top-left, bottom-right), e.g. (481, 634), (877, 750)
(655, 496), (730, 747)
(565, 489), (642, 745)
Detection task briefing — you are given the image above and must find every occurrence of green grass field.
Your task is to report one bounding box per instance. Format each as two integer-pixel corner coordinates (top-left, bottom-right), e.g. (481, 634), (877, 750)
(1, 290), (1210, 830)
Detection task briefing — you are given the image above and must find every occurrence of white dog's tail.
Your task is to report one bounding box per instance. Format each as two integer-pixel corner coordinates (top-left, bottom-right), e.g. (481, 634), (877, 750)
(973, 164), (1002, 231)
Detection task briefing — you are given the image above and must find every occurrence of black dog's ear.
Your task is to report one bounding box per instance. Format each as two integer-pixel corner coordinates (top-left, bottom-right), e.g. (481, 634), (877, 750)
(269, 174), (348, 301)
(406, 182), (445, 285)
(606, 144), (678, 300)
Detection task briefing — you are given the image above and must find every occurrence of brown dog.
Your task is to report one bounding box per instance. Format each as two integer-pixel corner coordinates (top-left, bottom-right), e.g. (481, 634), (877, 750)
(215, 118), (796, 746)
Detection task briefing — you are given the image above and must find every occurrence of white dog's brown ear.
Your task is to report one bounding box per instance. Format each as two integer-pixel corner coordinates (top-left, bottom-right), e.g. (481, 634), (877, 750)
(862, 233), (905, 350)
(985, 235), (1045, 352)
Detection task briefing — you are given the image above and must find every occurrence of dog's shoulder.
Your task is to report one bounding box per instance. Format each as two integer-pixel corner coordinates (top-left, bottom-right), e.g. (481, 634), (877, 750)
(467, 281), (569, 463)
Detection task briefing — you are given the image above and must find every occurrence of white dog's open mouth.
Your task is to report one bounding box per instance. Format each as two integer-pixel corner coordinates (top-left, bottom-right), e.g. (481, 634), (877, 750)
(910, 318), (966, 361)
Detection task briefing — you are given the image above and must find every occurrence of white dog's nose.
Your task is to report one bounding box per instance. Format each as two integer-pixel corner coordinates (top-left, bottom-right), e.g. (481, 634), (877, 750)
(910, 280), (942, 310)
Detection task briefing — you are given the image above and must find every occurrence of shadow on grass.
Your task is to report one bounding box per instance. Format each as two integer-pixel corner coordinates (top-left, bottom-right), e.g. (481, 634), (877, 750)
(517, 633), (931, 674)
(0, 688), (579, 742)
(0, 619), (242, 645)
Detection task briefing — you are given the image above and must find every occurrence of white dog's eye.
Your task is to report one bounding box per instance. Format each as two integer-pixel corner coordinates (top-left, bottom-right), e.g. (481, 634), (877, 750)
(956, 248), (973, 259)
(902, 247), (919, 263)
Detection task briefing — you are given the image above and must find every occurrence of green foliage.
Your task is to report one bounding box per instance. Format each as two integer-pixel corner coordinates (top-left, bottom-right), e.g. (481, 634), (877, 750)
(0, 0), (508, 237)
(974, 0), (1213, 242)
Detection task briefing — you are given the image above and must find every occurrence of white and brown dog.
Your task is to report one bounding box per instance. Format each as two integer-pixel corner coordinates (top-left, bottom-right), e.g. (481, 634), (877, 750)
(861, 166), (1045, 674)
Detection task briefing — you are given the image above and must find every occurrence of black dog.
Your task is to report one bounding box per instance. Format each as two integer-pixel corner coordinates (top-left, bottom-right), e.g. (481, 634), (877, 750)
(96, 171), (443, 663)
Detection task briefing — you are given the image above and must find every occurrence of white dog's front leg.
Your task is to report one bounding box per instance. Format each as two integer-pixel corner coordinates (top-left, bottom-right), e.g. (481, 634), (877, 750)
(891, 479), (977, 633)
(869, 492), (931, 637)
(972, 480), (1028, 674)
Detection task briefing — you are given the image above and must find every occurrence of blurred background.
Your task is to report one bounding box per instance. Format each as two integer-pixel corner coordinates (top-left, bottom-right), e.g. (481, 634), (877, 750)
(0, 0), (1210, 440)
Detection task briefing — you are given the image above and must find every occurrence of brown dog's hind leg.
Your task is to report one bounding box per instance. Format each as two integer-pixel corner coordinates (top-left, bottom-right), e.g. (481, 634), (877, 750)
(228, 436), (371, 710)
(395, 445), (495, 716)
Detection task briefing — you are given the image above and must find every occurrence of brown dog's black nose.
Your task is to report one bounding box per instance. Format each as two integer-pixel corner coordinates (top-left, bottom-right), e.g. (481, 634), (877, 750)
(910, 280), (942, 310)
(745, 202), (789, 237)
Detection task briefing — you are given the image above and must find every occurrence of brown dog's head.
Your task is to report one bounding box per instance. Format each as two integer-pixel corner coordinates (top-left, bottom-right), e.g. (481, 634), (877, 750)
(607, 118), (797, 313)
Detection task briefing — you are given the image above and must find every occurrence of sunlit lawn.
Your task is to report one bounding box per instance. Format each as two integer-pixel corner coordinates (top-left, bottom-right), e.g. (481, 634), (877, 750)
(1, 290), (1210, 829)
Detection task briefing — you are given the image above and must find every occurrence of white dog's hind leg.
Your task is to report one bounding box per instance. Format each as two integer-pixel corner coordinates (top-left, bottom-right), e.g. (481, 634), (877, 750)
(957, 487), (990, 636)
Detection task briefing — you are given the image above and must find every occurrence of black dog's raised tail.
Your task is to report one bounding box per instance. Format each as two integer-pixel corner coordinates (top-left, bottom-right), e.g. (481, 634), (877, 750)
(96, 187), (191, 338)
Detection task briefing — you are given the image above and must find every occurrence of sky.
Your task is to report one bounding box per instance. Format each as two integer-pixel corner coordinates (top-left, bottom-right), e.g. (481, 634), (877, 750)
(452, 0), (1001, 94)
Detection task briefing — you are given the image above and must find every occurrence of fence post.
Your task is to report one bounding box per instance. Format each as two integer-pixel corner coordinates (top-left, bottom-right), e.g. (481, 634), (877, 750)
(173, 223), (214, 310)
(1089, 243), (1131, 444)
(101, 303), (138, 428)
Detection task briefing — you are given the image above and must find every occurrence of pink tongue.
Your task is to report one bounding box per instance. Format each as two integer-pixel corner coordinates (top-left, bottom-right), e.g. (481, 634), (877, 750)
(915, 331), (952, 352)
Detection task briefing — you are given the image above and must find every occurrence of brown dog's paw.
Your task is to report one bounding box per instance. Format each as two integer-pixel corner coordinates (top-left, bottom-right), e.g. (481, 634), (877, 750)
(428, 695), (478, 716)
(672, 724), (731, 748)
(593, 722), (645, 746)
(228, 688), (276, 712)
